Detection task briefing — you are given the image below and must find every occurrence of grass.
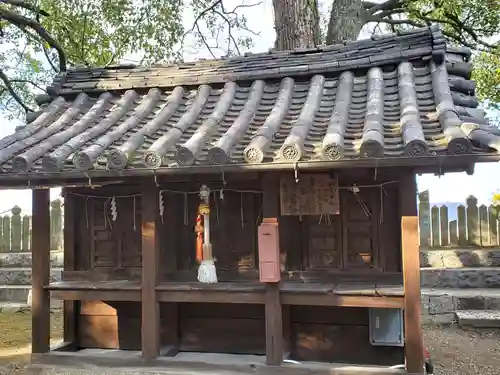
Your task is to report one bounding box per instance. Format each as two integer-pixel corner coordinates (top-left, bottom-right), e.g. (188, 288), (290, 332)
(0, 310), (63, 374)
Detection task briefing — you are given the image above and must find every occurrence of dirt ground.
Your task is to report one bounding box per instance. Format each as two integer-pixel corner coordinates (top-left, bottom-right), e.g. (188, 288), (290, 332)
(0, 310), (62, 375)
(0, 312), (499, 375)
(423, 324), (500, 374)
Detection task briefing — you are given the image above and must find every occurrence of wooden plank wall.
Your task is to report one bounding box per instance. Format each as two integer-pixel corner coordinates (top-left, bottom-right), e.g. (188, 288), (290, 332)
(70, 169), (401, 279)
(70, 169), (405, 366)
(78, 301), (403, 365)
(291, 306), (403, 365)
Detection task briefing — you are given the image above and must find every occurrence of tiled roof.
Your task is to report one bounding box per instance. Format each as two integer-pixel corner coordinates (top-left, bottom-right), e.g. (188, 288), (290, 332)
(0, 26), (498, 179)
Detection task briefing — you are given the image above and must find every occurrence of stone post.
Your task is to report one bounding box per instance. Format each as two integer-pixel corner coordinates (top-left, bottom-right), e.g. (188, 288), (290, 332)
(22, 215), (31, 252)
(2, 216), (10, 252)
(10, 206), (22, 252)
(418, 190), (431, 248)
(50, 199), (63, 251)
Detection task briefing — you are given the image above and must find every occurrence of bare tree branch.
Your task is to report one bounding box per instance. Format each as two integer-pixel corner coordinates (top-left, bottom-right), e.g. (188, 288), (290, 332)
(195, 22), (217, 58)
(0, 69), (34, 113)
(362, 0), (500, 52)
(0, 7), (67, 71)
(213, 8), (241, 55)
(364, 0), (404, 15)
(43, 44), (59, 72)
(10, 78), (47, 92)
(181, 0), (260, 57)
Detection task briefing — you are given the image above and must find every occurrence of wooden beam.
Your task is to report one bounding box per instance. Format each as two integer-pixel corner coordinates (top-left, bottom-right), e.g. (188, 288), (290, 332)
(49, 290), (141, 301)
(265, 283), (283, 365)
(262, 173), (283, 366)
(31, 188), (51, 353)
(399, 172), (424, 374)
(281, 294), (404, 308)
(157, 290), (265, 304)
(62, 190), (78, 345)
(141, 182), (161, 359)
(402, 216), (424, 374)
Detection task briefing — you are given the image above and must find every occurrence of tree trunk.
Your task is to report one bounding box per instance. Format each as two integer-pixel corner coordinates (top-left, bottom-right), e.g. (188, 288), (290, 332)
(272, 0), (321, 50)
(326, 0), (366, 45)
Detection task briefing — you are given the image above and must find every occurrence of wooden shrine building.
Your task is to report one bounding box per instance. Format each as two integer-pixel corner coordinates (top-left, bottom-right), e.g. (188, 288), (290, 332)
(0, 25), (499, 375)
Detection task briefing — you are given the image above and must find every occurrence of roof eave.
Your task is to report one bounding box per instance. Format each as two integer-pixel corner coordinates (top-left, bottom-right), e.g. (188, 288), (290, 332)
(0, 153), (497, 189)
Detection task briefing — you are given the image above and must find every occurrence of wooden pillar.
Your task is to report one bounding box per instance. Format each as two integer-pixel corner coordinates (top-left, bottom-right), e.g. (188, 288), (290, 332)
(62, 190), (78, 346)
(262, 174), (284, 366)
(32, 188), (51, 354)
(399, 173), (424, 374)
(141, 183), (161, 359)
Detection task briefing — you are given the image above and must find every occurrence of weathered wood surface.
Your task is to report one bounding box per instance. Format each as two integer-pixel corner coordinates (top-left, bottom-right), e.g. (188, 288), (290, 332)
(141, 182), (161, 359)
(32, 354), (422, 375)
(62, 192), (78, 345)
(31, 189), (51, 354)
(74, 300), (405, 367)
(400, 173), (424, 374)
(63, 170), (408, 283)
(292, 324), (403, 365)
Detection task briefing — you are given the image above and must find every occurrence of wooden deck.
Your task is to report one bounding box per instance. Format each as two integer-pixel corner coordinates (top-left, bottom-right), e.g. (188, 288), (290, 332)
(46, 280), (404, 308)
(32, 348), (414, 375)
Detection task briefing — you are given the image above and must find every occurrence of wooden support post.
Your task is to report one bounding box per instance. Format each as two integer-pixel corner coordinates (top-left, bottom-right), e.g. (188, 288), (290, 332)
(262, 174), (284, 366)
(399, 173), (424, 374)
(62, 190), (78, 346)
(141, 183), (161, 360)
(32, 188), (51, 354)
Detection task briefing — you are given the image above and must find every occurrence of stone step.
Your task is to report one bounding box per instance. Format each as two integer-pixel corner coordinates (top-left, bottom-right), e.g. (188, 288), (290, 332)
(0, 267), (62, 285)
(420, 248), (500, 268)
(0, 251), (64, 268)
(456, 310), (500, 328)
(0, 285), (31, 302)
(421, 287), (500, 324)
(420, 266), (500, 288)
(0, 300), (62, 313)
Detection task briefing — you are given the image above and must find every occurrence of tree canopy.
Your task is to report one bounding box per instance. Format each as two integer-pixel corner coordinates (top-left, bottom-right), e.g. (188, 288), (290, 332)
(0, 0), (499, 120)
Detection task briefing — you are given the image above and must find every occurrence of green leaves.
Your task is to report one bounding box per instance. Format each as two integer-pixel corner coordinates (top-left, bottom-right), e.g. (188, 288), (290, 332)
(0, 0), (184, 119)
(364, 0), (500, 111)
(472, 51), (500, 109)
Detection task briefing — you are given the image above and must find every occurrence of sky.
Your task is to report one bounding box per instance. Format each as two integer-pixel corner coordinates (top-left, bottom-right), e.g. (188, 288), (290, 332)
(0, 0), (498, 214)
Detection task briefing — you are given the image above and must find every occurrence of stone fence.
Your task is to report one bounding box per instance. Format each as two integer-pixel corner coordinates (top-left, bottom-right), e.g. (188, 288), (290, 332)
(419, 190), (500, 249)
(0, 199), (63, 252)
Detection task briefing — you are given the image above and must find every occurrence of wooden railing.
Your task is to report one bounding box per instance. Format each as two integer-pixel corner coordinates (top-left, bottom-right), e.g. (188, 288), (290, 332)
(418, 191), (500, 249)
(0, 199), (63, 252)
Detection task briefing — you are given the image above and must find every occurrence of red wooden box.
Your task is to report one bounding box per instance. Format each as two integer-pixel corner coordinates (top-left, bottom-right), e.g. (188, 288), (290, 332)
(258, 218), (280, 283)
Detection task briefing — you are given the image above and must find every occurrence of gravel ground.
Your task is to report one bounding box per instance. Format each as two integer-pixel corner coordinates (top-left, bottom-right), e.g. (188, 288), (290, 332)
(0, 313), (499, 375)
(424, 324), (500, 375)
